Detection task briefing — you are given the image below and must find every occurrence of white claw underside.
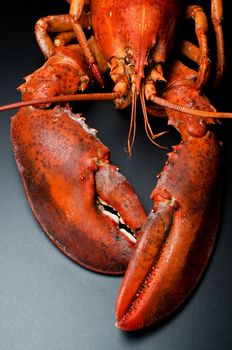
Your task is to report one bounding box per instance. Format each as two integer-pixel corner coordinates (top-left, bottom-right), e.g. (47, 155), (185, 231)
(102, 210), (120, 225)
(120, 229), (136, 243)
(97, 197), (137, 243)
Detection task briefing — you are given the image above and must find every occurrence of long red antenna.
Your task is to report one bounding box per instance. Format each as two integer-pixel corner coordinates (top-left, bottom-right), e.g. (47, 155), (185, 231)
(1, 92), (232, 120)
(0, 93), (117, 112)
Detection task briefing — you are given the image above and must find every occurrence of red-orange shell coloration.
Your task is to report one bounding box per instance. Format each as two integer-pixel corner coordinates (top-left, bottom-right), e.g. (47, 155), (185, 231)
(4, 0), (224, 333)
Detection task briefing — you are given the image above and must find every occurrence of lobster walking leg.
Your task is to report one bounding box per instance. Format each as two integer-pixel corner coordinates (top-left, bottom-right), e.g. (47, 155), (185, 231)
(68, 0), (104, 86)
(186, 5), (210, 88)
(35, 14), (78, 58)
(211, 0), (224, 85)
(182, 0), (224, 87)
(35, 1), (104, 86)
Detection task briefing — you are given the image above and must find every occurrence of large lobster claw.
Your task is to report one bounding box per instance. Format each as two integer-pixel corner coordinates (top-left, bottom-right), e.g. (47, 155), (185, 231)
(116, 133), (220, 329)
(11, 105), (146, 274)
(115, 63), (221, 329)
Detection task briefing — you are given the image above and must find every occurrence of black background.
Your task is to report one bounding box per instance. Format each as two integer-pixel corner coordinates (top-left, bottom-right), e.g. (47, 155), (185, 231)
(0, 1), (232, 349)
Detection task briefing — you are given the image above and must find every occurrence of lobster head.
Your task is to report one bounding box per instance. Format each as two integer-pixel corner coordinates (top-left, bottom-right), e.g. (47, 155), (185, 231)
(91, 0), (181, 150)
(91, 0), (180, 102)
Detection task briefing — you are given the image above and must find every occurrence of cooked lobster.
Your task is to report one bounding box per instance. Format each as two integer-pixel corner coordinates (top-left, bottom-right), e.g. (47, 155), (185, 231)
(1, 0), (231, 331)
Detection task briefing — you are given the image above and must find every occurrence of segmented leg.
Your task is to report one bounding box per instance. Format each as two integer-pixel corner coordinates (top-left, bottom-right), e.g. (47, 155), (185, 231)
(54, 30), (77, 47)
(180, 39), (201, 65)
(186, 5), (210, 89)
(211, 0), (224, 86)
(68, 0), (104, 86)
(182, 1), (224, 88)
(35, 1), (103, 86)
(35, 13), (90, 58)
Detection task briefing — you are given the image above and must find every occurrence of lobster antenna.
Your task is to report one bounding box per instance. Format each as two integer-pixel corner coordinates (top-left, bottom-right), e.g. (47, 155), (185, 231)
(149, 95), (232, 119)
(1, 92), (232, 119)
(140, 88), (168, 149)
(0, 93), (117, 112)
(127, 89), (137, 156)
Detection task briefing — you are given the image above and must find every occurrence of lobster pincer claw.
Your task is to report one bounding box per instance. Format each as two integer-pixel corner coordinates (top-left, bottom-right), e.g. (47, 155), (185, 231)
(11, 105), (146, 274)
(116, 131), (220, 330)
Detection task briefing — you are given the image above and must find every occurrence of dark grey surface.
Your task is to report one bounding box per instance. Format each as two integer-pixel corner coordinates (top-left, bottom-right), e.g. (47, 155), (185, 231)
(0, 2), (232, 350)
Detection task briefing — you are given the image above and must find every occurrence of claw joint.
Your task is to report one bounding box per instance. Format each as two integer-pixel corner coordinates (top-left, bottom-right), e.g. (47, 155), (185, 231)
(152, 190), (180, 210)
